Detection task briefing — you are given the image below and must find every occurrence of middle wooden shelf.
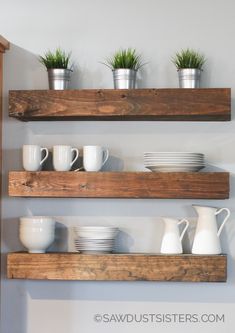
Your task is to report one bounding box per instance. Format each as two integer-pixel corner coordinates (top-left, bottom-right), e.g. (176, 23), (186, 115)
(7, 252), (227, 282)
(8, 171), (229, 199)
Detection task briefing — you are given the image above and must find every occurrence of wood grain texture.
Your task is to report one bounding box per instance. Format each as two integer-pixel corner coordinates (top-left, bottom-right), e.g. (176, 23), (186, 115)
(0, 40), (9, 278)
(0, 54), (2, 206)
(7, 252), (227, 282)
(0, 35), (9, 53)
(0, 51), (3, 277)
(9, 88), (231, 121)
(8, 171), (229, 199)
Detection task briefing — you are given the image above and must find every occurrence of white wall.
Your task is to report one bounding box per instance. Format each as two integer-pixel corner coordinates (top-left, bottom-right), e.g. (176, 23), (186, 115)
(1, 0), (235, 332)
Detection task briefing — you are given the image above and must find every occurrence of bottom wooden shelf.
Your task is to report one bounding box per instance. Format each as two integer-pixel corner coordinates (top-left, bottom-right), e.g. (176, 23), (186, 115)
(7, 252), (227, 282)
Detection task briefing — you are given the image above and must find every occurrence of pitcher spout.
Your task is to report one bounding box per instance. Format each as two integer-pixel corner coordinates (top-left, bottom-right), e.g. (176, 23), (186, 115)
(192, 205), (217, 216)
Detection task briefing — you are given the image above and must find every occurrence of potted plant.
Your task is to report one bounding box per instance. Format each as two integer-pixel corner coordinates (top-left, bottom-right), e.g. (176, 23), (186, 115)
(39, 48), (72, 90)
(172, 48), (206, 88)
(103, 48), (144, 89)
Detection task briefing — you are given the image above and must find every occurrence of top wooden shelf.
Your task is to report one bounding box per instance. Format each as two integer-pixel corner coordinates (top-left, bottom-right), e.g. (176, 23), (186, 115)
(9, 88), (231, 121)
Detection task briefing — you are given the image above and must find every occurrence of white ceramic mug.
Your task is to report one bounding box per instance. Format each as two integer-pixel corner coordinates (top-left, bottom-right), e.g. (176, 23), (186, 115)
(83, 146), (109, 171)
(23, 145), (49, 171)
(53, 145), (79, 171)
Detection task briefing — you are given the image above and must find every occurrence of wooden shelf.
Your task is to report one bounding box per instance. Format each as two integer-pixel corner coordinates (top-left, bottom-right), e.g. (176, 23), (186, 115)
(8, 171), (229, 199)
(0, 35), (9, 53)
(9, 88), (231, 121)
(7, 252), (227, 282)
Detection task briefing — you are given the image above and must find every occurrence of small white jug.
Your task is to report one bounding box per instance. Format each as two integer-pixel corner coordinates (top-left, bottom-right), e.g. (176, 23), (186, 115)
(192, 205), (230, 255)
(160, 217), (189, 254)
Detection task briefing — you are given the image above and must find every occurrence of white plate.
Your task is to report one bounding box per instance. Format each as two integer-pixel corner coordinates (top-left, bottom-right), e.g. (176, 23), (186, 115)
(74, 228), (118, 231)
(74, 226), (118, 229)
(144, 158), (204, 161)
(75, 242), (114, 247)
(75, 238), (114, 242)
(74, 234), (117, 239)
(144, 157), (204, 160)
(74, 227), (118, 231)
(73, 227), (118, 239)
(144, 162), (205, 165)
(75, 244), (114, 248)
(75, 245), (114, 248)
(74, 226), (118, 232)
(75, 241), (114, 245)
(145, 166), (204, 172)
(75, 243), (113, 245)
(144, 162), (205, 166)
(144, 159), (205, 163)
(144, 152), (204, 155)
(144, 155), (204, 158)
(75, 244), (117, 248)
(75, 250), (112, 254)
(145, 164), (204, 168)
(75, 246), (113, 251)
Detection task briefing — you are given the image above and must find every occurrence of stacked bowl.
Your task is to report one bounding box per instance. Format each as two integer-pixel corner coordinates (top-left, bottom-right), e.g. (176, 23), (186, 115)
(144, 152), (205, 172)
(73, 226), (119, 253)
(19, 216), (55, 253)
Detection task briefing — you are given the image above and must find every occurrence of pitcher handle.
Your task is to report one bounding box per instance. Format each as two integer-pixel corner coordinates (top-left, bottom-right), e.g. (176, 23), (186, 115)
(178, 218), (189, 241)
(215, 208), (230, 237)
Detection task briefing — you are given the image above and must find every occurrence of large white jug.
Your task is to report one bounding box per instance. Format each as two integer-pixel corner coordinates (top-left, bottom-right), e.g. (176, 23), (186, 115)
(192, 205), (230, 254)
(160, 218), (189, 254)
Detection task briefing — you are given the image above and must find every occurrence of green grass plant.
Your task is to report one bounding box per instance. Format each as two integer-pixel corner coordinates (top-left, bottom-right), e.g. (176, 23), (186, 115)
(172, 48), (206, 70)
(39, 48), (71, 69)
(103, 48), (144, 71)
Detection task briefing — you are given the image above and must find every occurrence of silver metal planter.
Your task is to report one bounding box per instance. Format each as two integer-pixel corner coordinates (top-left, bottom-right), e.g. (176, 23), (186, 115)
(113, 69), (137, 89)
(47, 68), (72, 90)
(178, 68), (202, 88)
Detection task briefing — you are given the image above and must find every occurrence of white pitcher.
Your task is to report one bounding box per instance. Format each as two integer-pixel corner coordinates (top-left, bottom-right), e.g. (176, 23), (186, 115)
(192, 205), (230, 254)
(160, 217), (189, 254)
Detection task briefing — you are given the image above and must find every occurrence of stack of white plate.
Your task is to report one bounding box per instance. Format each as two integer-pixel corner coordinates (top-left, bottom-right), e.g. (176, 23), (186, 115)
(144, 152), (205, 172)
(73, 226), (119, 253)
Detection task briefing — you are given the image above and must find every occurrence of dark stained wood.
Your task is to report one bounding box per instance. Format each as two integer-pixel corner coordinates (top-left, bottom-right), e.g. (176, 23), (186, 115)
(9, 88), (231, 121)
(0, 35), (10, 53)
(8, 171), (229, 199)
(7, 252), (227, 282)
(0, 54), (3, 207)
(0, 37), (9, 280)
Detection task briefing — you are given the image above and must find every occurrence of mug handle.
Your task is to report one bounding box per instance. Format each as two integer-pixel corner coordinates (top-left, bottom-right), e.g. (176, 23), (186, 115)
(70, 148), (79, 167)
(215, 208), (230, 237)
(102, 148), (109, 166)
(178, 218), (189, 241)
(40, 148), (49, 165)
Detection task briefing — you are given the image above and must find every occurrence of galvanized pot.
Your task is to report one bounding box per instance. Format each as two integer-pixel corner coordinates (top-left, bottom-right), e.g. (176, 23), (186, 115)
(113, 69), (137, 89)
(178, 68), (201, 88)
(47, 68), (72, 90)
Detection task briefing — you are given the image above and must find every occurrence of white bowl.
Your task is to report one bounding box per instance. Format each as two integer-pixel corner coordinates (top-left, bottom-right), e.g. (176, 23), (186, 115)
(20, 226), (54, 232)
(20, 216), (55, 228)
(19, 230), (55, 236)
(19, 227), (55, 253)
